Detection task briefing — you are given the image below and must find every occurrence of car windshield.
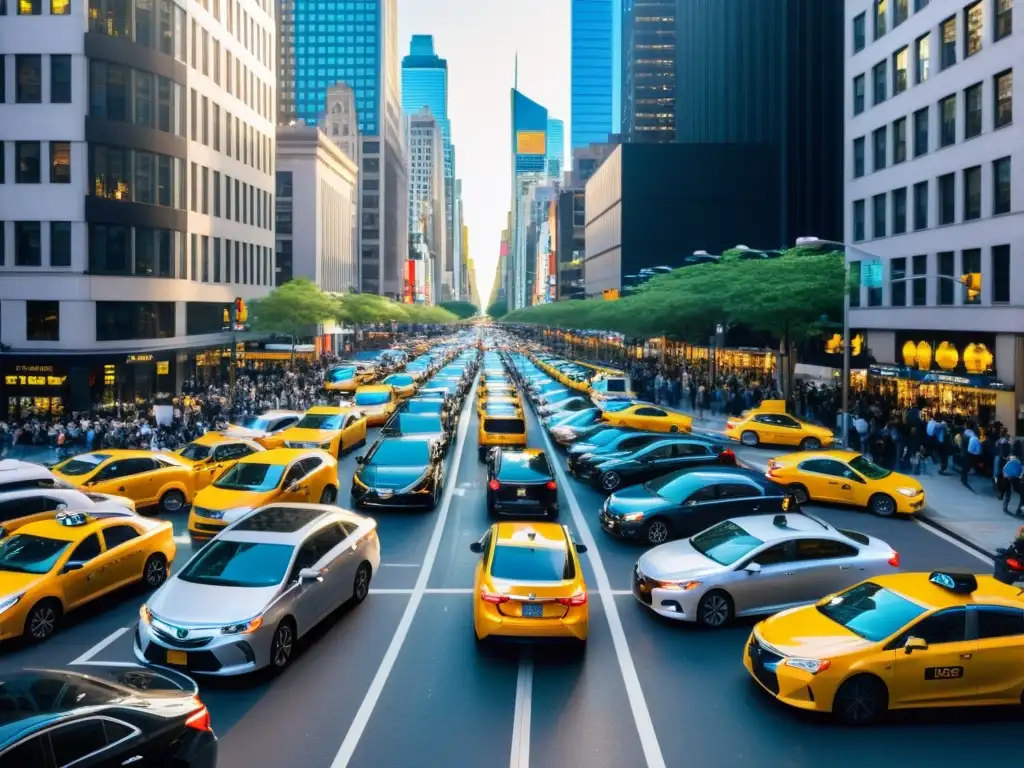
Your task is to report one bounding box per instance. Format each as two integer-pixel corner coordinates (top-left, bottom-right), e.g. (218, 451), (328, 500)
(370, 440), (431, 467)
(178, 540), (294, 587)
(180, 442), (212, 461)
(385, 375), (414, 386)
(817, 582), (926, 642)
(295, 414), (344, 430)
(0, 534), (71, 574)
(498, 453), (552, 482)
(644, 471), (696, 503)
(57, 454), (109, 476)
(385, 415), (442, 435)
(406, 400), (443, 413)
(490, 544), (573, 581)
(213, 463), (286, 492)
(484, 418), (526, 434)
(327, 367), (355, 382)
(355, 392), (391, 406)
(848, 455), (892, 481)
(690, 521), (764, 566)
(233, 416), (272, 431)
(602, 401), (633, 413)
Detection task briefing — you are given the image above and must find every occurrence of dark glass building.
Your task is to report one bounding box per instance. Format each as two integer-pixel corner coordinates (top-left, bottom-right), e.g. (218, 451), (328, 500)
(571, 0), (614, 148)
(556, 189), (586, 300)
(621, 0), (676, 143)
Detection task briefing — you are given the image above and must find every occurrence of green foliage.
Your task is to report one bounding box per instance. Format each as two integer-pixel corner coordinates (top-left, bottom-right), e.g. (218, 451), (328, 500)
(247, 278), (335, 338)
(330, 292), (458, 326)
(439, 300), (479, 320)
(487, 298), (508, 318)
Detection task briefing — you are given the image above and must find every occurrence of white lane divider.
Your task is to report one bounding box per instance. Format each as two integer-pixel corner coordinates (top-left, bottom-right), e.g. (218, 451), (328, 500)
(380, 562), (421, 568)
(329, 371), (479, 768)
(70, 626), (131, 665)
(452, 487), (467, 497)
(509, 651), (533, 768)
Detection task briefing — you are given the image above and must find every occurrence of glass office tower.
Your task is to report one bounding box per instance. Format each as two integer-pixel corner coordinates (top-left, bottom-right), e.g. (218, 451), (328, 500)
(546, 118), (565, 180)
(571, 0), (614, 148)
(510, 89), (549, 310)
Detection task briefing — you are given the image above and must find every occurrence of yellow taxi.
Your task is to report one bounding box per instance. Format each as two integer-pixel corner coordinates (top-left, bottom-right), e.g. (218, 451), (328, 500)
(766, 450), (925, 516)
(222, 410), (303, 449)
(381, 373), (418, 400)
(0, 510), (176, 642)
(353, 385), (399, 426)
(186, 448), (339, 542)
(323, 364), (362, 393)
(477, 394), (523, 415)
(599, 402), (693, 434)
(478, 408), (527, 462)
(745, 570), (1024, 724)
(278, 405), (368, 456)
(52, 449), (202, 514)
(478, 381), (515, 399)
(470, 522), (589, 645)
(176, 433), (265, 493)
(725, 400), (834, 450)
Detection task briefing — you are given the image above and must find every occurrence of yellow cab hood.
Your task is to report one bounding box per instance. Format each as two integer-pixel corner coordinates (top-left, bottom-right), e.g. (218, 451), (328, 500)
(193, 485), (277, 511)
(0, 571), (46, 597)
(282, 428), (338, 443)
(758, 604), (873, 658)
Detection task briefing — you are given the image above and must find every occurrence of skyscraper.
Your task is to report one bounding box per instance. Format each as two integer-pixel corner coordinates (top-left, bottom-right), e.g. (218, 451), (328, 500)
(405, 107), (446, 304)
(622, 0), (677, 142)
(510, 87), (550, 310)
(546, 118), (565, 180)
(278, 0), (406, 297)
(571, 0), (614, 148)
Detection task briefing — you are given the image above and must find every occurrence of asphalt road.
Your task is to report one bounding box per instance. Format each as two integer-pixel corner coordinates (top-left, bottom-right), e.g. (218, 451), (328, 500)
(3, 389), (1018, 767)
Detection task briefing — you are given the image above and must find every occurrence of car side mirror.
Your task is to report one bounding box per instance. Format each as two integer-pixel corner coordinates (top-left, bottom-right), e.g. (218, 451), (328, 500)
(62, 562), (84, 574)
(575, 543), (588, 554)
(744, 562), (762, 575)
(355, 456), (365, 464)
(287, 482), (301, 493)
(299, 568), (323, 583)
(469, 542), (483, 554)
(904, 636), (928, 654)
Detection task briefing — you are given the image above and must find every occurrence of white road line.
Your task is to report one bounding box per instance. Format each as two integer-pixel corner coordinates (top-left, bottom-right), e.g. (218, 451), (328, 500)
(609, 590), (632, 596)
(912, 519), (994, 565)
(368, 588), (414, 595)
(70, 626), (131, 665)
(330, 371), (478, 768)
(539, 425), (667, 768)
(380, 563), (421, 568)
(452, 487), (467, 497)
(173, 533), (191, 545)
(68, 660), (140, 668)
(509, 652), (533, 768)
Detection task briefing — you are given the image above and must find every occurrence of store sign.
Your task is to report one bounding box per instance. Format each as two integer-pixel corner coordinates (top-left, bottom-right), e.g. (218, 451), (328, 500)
(157, 361), (170, 375)
(126, 354), (154, 364)
(895, 331), (996, 376)
(5, 375), (66, 386)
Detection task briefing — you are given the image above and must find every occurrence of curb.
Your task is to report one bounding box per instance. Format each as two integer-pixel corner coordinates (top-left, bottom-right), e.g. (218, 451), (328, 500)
(915, 513), (998, 559)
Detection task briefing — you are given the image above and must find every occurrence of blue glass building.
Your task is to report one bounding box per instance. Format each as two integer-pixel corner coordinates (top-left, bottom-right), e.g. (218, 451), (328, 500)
(571, 0), (614, 148)
(546, 118), (565, 180)
(510, 88), (549, 309)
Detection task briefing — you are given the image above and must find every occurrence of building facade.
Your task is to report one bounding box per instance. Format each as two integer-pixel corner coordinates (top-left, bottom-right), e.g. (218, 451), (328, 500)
(571, 0), (614, 149)
(405, 107), (445, 302)
(546, 117), (565, 180)
(509, 87), (549, 310)
(621, 0), (676, 143)
(557, 189), (586, 300)
(0, 0), (276, 415)
(845, 0), (1021, 430)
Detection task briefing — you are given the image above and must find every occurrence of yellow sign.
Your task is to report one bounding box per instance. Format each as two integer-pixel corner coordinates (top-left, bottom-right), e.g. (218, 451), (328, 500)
(15, 365), (54, 374)
(602, 289), (620, 301)
(126, 354), (154, 364)
(5, 375), (66, 387)
(516, 130), (546, 156)
(157, 361), (170, 375)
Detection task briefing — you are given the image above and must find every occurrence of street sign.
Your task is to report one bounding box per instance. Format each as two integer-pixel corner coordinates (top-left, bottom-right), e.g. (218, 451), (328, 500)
(861, 260), (883, 288)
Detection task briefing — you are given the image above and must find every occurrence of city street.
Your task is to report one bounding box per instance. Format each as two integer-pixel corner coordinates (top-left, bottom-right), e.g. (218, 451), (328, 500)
(3, 389), (1018, 768)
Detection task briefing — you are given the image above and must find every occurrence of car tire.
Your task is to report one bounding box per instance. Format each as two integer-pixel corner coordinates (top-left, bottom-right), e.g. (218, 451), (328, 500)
(25, 599), (62, 642)
(740, 430), (760, 447)
(350, 562), (372, 605)
(669, 425), (679, 433)
(697, 590), (733, 628)
(159, 489), (186, 514)
(869, 493), (897, 517)
(600, 471), (622, 492)
(790, 484), (810, 505)
(268, 619), (297, 673)
(142, 553), (168, 588)
(643, 518), (673, 545)
(800, 437), (822, 451)
(319, 486), (338, 505)
(478, 447), (489, 463)
(832, 675), (888, 725)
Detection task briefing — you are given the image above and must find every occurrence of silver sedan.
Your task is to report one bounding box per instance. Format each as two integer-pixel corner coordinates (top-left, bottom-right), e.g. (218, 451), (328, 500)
(135, 503), (381, 675)
(632, 513), (899, 628)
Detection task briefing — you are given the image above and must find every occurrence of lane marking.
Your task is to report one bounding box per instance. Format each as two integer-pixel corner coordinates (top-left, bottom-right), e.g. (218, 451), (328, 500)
(369, 589), (414, 595)
(912, 519), (994, 565)
(70, 626), (131, 665)
(380, 563), (421, 568)
(538, 418), (667, 768)
(69, 660), (139, 667)
(509, 652), (533, 768)
(173, 533), (191, 545)
(452, 487), (467, 497)
(330, 371), (479, 768)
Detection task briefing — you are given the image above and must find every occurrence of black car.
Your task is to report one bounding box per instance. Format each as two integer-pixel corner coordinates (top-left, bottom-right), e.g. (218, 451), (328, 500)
(0, 665), (216, 767)
(599, 467), (794, 545)
(588, 436), (737, 494)
(568, 431), (665, 479)
(398, 396), (454, 429)
(351, 435), (444, 509)
(380, 412), (450, 455)
(486, 448), (559, 519)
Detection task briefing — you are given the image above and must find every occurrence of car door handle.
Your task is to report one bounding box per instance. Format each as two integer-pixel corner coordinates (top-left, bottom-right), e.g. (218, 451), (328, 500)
(784, 571), (796, 576)
(839, 565), (852, 570)
(827, 481), (838, 485)
(118, 486), (126, 492)
(960, 653), (972, 660)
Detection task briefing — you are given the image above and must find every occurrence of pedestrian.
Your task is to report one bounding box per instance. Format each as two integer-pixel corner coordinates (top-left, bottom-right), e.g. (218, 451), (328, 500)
(960, 423), (982, 490)
(1002, 449), (1023, 516)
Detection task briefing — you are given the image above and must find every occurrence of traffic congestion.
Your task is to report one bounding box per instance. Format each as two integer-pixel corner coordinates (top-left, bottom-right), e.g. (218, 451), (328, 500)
(1, 326), (1021, 768)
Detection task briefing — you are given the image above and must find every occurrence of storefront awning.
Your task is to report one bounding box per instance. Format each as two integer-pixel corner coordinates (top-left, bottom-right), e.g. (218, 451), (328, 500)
(869, 365), (1012, 391)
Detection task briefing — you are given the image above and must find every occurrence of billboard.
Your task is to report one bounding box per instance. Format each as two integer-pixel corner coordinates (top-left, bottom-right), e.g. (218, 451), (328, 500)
(516, 130), (546, 156)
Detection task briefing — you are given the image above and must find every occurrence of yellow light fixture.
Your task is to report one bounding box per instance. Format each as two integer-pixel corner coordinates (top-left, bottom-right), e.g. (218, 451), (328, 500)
(915, 341), (932, 370)
(935, 342), (959, 371)
(963, 343), (993, 374)
(901, 340), (918, 367)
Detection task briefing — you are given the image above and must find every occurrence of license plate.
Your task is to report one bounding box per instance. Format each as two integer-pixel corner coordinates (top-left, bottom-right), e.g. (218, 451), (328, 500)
(166, 650), (187, 665)
(516, 487), (527, 497)
(522, 603), (543, 618)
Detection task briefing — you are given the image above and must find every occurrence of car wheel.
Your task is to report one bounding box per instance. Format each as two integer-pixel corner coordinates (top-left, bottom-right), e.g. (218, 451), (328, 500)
(351, 562), (372, 605)
(159, 489), (186, 514)
(697, 590), (733, 628)
(740, 430), (759, 447)
(790, 484), (810, 505)
(832, 675), (888, 725)
(143, 554), (168, 588)
(669, 425), (679, 433)
(25, 599), (62, 642)
(644, 518), (672, 545)
(800, 437), (822, 451)
(869, 493), (897, 517)
(269, 619), (297, 672)
(600, 471), (622, 492)
(319, 485), (338, 505)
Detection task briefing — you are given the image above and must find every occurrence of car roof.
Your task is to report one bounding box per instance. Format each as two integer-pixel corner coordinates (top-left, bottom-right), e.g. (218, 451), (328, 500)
(305, 405), (353, 415)
(869, 572), (1024, 610)
(678, 466), (779, 486)
(17, 511), (149, 541)
(239, 448), (326, 465)
(493, 522), (567, 550)
(0, 459), (55, 484)
(499, 448), (544, 459)
(357, 384), (393, 393)
(729, 513), (832, 542)
(221, 504), (366, 543)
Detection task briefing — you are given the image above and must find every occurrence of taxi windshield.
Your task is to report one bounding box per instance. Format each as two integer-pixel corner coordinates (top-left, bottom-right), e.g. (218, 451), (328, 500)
(355, 392), (391, 406)
(490, 544), (573, 581)
(0, 535), (72, 574)
(214, 463), (286, 492)
(848, 455), (892, 481)
(816, 581), (927, 642)
(57, 454), (109, 476)
(178, 540), (294, 587)
(370, 440), (431, 467)
(690, 521), (764, 566)
(233, 416), (271, 431)
(327, 367), (355, 382)
(295, 414), (344, 430)
(180, 442), (212, 461)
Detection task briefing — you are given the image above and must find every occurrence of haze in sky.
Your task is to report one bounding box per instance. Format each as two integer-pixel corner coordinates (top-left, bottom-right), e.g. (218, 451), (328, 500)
(398, 0), (571, 307)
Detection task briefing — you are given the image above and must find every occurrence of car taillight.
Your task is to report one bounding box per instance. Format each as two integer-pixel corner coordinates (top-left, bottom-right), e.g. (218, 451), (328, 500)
(545, 480), (557, 491)
(726, 421), (736, 430)
(888, 552), (900, 567)
(719, 449), (736, 463)
(480, 589), (510, 604)
(488, 479), (500, 491)
(185, 705), (212, 732)
(1007, 558), (1024, 570)
(557, 591), (588, 606)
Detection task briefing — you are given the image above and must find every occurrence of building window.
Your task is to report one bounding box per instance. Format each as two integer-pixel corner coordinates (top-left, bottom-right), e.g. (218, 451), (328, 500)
(937, 251), (955, 305)
(915, 34), (930, 84)
(89, 62), (130, 123)
(965, 1), (983, 58)
(96, 301), (175, 341)
(276, 171), (292, 197)
(276, 208), (292, 235)
(15, 221), (42, 266)
(961, 248), (981, 304)
(190, 162), (197, 212)
(872, 193), (887, 238)
(893, 118), (906, 164)
(853, 137), (865, 178)
(912, 254), (928, 305)
(915, 0), (930, 10)
(50, 142), (70, 183)
(50, 221), (71, 266)
(939, 95), (956, 146)
(892, 187), (907, 234)
(913, 180), (929, 230)
(992, 244), (1010, 303)
(849, 261), (862, 308)
(89, 0), (132, 37)
(18, 0), (42, 13)
(993, 156), (1011, 214)
(853, 12), (866, 52)
(201, 166), (208, 214)
(15, 55), (42, 103)
(88, 223), (130, 274)
(213, 237), (221, 283)
(872, 60), (887, 105)
(213, 170), (221, 216)
(872, 126), (887, 170)
(201, 235), (209, 281)
(893, 48), (908, 95)
(996, 0), (1013, 41)
(940, 16), (957, 69)
(276, 239), (293, 285)
(853, 199), (866, 242)
(15, 142), (41, 183)
(964, 82), (983, 139)
(891, 257), (908, 307)
(189, 233), (196, 279)
(938, 173), (956, 224)
(50, 55), (71, 103)
(26, 301), (59, 341)
(874, 0), (887, 39)
(913, 107), (929, 157)
(995, 70), (1013, 129)
(212, 103), (220, 151)
(894, 0), (908, 26)
(91, 145), (131, 200)
(963, 165), (981, 220)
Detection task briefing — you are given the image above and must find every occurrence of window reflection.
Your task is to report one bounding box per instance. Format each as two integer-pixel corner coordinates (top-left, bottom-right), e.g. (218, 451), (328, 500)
(91, 145), (132, 200)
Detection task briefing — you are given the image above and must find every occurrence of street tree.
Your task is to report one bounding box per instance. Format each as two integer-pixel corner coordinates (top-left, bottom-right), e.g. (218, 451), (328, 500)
(439, 300), (478, 320)
(247, 278), (335, 364)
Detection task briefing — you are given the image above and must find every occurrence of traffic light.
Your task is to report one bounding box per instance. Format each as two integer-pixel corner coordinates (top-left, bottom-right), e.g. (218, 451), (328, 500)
(961, 273), (981, 303)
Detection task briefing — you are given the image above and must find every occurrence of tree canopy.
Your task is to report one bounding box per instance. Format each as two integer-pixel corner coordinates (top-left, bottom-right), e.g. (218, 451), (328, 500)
(487, 298), (508, 318)
(439, 300), (478, 320)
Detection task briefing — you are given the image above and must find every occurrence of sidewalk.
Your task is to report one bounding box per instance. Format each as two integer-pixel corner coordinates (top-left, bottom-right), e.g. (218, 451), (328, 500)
(912, 466), (1018, 557)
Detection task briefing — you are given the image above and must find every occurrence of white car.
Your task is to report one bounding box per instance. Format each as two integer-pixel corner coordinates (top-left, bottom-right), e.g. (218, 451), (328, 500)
(632, 513), (899, 628)
(0, 485), (135, 537)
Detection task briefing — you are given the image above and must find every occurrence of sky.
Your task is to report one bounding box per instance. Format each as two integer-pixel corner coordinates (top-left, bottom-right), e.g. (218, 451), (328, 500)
(398, 0), (571, 307)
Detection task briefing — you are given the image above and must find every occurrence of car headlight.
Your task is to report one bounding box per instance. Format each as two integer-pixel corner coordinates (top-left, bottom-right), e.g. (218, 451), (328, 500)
(139, 604), (151, 624)
(621, 512), (644, 522)
(656, 580), (701, 591)
(319, 441), (334, 450)
(220, 616), (264, 635)
(0, 593), (25, 616)
(784, 657), (832, 674)
(896, 487), (920, 497)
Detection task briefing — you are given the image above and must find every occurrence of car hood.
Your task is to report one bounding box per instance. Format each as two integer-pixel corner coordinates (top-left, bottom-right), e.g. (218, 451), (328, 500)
(282, 428), (338, 443)
(85, 492), (136, 510)
(568, 442), (598, 456)
(193, 486), (275, 512)
(149, 581), (281, 626)
(757, 605), (873, 657)
(223, 425), (270, 440)
(0, 572), (45, 597)
(358, 465), (428, 490)
(607, 485), (674, 515)
(637, 539), (721, 581)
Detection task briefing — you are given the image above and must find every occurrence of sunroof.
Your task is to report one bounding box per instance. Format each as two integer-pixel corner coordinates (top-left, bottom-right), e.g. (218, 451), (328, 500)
(233, 506), (327, 533)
